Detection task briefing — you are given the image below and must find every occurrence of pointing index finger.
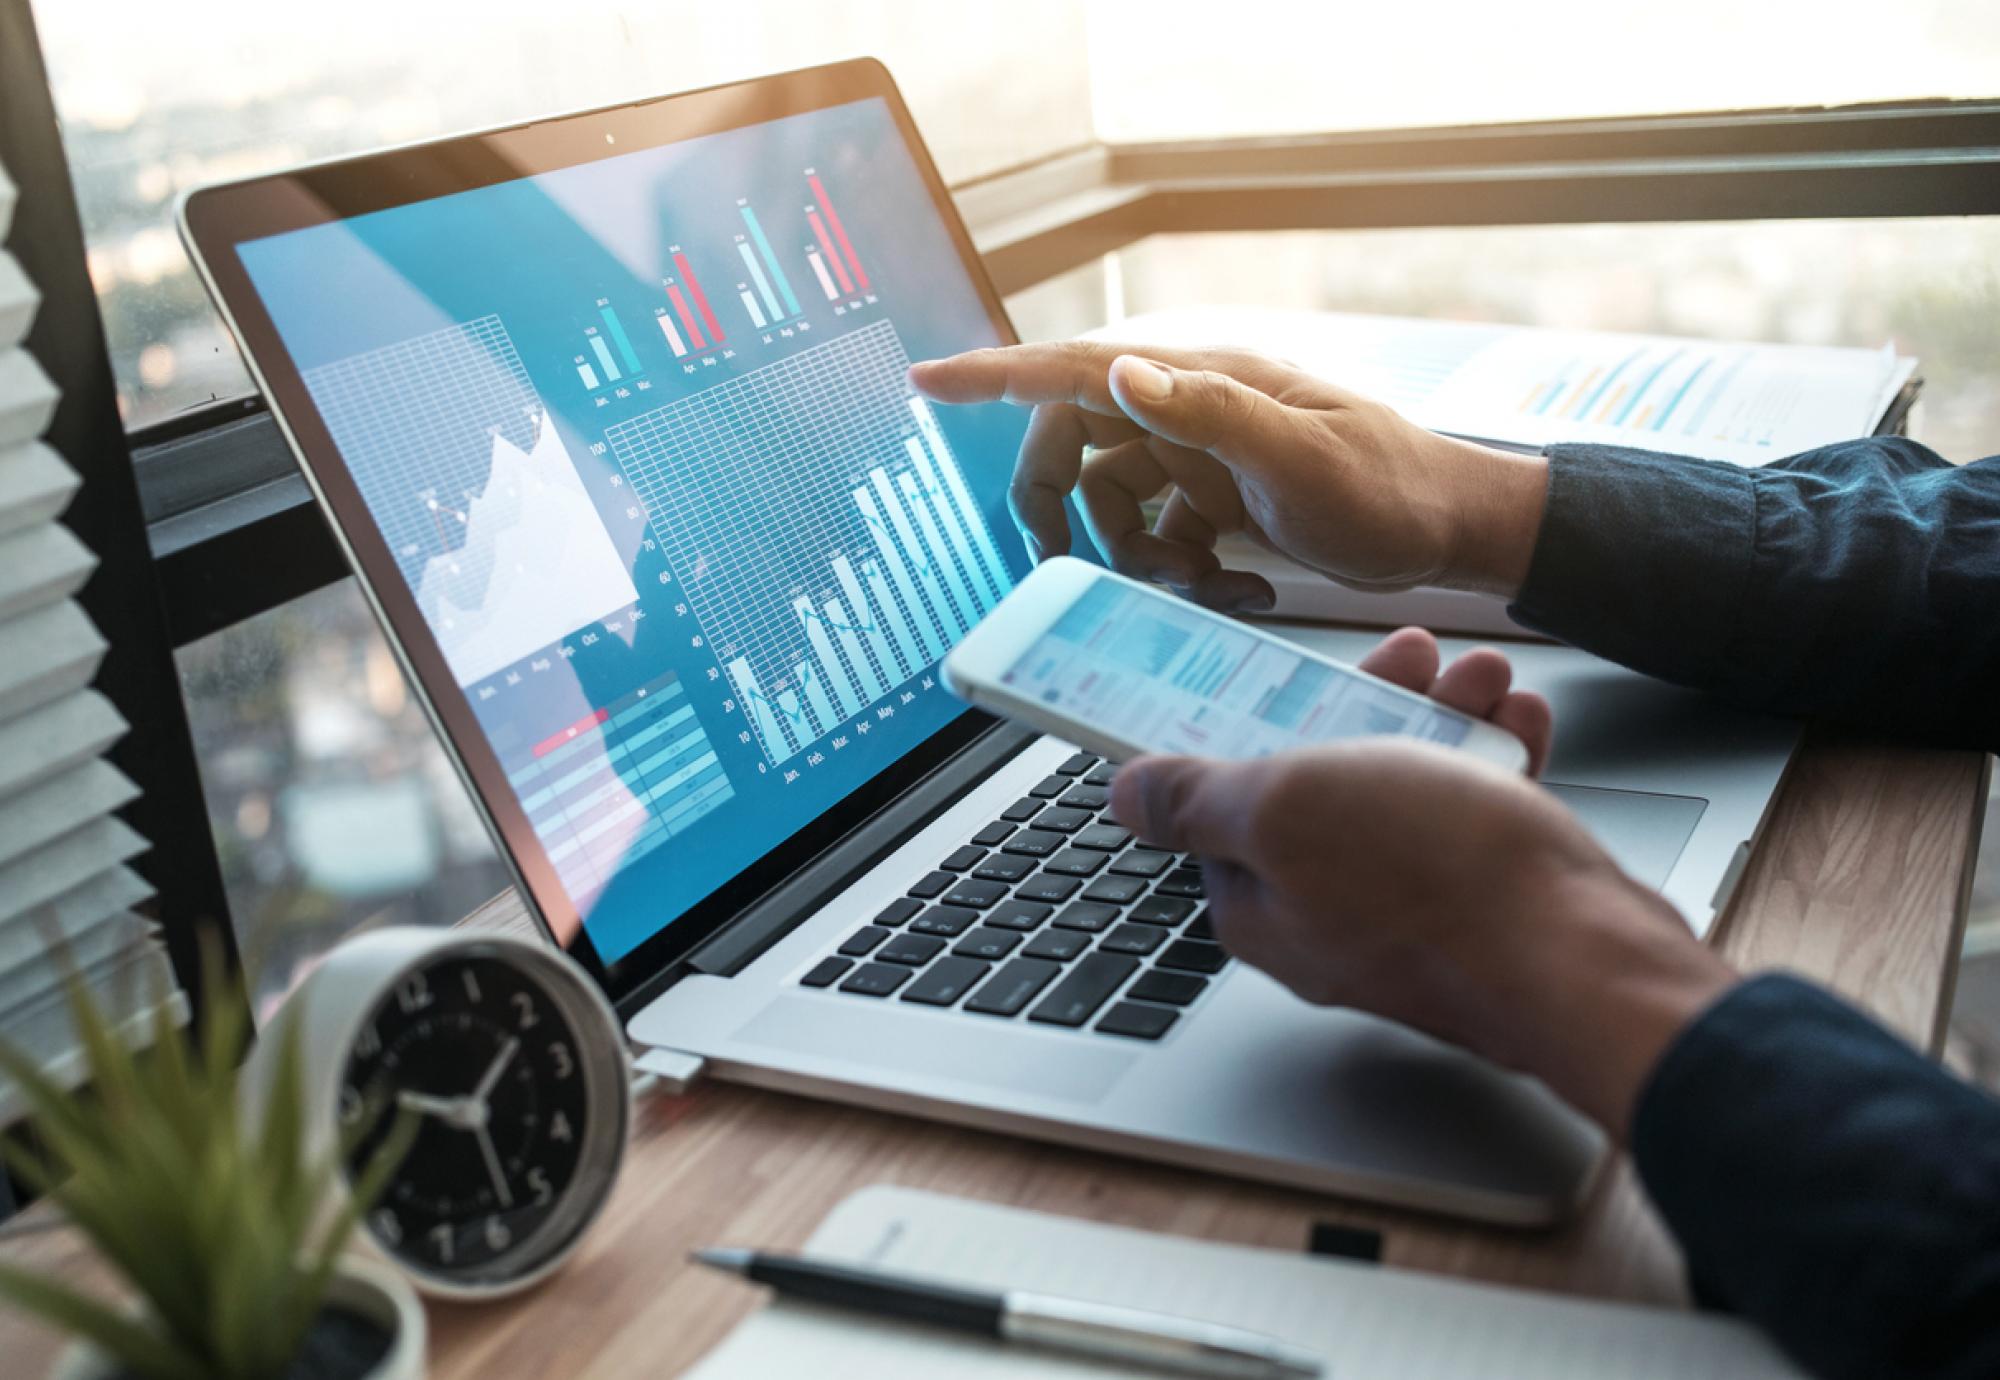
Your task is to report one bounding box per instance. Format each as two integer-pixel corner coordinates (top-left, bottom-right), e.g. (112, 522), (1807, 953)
(910, 341), (1205, 414)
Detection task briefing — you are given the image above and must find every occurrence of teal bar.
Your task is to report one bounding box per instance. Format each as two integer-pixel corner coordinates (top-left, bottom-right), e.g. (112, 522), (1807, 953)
(739, 206), (801, 318)
(599, 306), (642, 375)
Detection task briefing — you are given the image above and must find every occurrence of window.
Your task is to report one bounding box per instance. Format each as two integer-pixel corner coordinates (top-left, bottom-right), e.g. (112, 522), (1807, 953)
(32, 0), (1094, 427)
(1086, 0), (2000, 139)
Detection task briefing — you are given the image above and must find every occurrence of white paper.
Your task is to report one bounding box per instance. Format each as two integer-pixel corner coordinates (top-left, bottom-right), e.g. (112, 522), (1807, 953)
(691, 1186), (1806, 1379)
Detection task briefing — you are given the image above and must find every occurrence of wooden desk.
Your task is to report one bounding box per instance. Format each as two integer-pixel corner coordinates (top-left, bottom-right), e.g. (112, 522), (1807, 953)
(0, 733), (1987, 1377)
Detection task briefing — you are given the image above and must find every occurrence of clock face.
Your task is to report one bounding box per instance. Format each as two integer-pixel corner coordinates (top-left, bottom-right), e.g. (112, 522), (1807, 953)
(340, 953), (596, 1284)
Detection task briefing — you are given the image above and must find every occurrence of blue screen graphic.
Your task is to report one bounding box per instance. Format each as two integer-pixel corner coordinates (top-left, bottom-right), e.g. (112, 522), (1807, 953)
(237, 98), (1037, 962)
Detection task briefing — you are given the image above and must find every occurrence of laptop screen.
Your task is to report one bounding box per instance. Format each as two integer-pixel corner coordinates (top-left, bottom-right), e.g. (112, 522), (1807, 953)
(228, 91), (1035, 969)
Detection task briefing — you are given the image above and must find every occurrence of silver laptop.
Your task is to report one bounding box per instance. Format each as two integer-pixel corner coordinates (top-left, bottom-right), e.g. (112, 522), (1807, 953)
(180, 59), (1796, 1228)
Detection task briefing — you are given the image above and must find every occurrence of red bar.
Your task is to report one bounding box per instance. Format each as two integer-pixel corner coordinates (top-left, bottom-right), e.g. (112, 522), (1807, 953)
(666, 283), (707, 350)
(533, 707), (608, 758)
(672, 252), (726, 344)
(807, 209), (854, 294)
(807, 173), (869, 291)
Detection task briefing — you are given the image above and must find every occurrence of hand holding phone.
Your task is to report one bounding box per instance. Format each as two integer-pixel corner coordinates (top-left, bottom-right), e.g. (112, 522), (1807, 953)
(942, 558), (1531, 774)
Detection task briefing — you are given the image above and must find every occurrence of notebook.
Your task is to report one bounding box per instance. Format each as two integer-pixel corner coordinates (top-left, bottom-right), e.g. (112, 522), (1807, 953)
(689, 1185), (1806, 1378)
(1089, 307), (1920, 636)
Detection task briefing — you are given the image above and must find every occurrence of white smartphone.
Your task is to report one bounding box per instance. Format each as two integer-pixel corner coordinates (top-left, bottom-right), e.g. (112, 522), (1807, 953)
(942, 557), (1529, 773)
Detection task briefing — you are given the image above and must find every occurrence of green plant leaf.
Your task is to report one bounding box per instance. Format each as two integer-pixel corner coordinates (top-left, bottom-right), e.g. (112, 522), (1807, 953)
(0, 1262), (209, 1380)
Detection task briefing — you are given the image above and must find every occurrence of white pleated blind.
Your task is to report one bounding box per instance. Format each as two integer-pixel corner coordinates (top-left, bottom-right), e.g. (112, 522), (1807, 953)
(0, 155), (183, 1124)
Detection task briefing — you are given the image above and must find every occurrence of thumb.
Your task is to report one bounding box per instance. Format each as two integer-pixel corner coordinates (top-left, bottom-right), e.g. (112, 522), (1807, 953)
(1108, 754), (1254, 861)
(1107, 354), (1309, 476)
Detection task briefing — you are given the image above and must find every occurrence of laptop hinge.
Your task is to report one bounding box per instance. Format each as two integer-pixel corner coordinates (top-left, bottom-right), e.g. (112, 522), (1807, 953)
(617, 721), (1041, 1013)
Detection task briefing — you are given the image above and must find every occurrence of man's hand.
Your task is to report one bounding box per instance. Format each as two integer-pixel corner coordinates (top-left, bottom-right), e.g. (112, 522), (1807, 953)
(909, 342), (1549, 610)
(1108, 630), (1736, 1137)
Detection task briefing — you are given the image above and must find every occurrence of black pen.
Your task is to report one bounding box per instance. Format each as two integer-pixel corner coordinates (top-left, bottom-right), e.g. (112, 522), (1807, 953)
(693, 1247), (1323, 1378)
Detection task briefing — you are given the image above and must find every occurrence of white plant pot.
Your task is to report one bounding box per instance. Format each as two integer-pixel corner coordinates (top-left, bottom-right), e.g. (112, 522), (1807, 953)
(48, 1255), (426, 1380)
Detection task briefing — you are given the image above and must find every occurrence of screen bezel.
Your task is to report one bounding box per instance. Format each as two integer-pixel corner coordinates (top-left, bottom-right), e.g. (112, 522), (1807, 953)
(178, 59), (1020, 1008)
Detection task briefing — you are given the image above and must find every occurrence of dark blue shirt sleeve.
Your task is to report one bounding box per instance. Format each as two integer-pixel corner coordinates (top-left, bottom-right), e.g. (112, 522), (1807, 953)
(1507, 438), (2000, 752)
(1633, 975), (2000, 1380)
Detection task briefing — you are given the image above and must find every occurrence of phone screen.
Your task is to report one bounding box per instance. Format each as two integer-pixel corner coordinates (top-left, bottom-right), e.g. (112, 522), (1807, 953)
(998, 577), (1473, 757)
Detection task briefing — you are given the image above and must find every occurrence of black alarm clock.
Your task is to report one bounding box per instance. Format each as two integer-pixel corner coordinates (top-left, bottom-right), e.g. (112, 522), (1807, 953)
(254, 928), (629, 1297)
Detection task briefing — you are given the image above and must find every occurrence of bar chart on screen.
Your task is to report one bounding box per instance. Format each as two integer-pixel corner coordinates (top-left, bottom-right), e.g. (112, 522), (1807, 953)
(602, 319), (1012, 767)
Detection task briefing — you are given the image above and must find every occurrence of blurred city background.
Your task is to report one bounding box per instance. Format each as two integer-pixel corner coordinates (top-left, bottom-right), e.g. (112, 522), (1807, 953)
(29, 0), (2000, 1054)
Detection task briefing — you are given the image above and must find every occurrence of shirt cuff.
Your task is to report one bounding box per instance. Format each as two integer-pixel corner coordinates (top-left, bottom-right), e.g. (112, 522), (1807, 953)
(1507, 444), (1758, 696)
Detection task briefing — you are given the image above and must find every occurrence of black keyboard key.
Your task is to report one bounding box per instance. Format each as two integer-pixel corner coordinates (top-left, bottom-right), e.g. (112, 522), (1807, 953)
(1100, 923), (1166, 956)
(1083, 762), (1118, 787)
(1157, 939), (1229, 974)
(1082, 875), (1147, 905)
(1184, 910), (1215, 941)
(1053, 902), (1120, 933)
(878, 932), (946, 966)
(1001, 797), (1045, 823)
(939, 845), (988, 872)
(900, 956), (990, 1007)
(1110, 849), (1174, 878)
(1096, 1001), (1180, 1040)
(1000, 828), (1063, 858)
(953, 927), (1022, 961)
(909, 904), (980, 937)
(1130, 896), (1196, 927)
(1074, 823), (1132, 852)
(943, 879), (1009, 909)
(873, 897), (924, 928)
(1044, 848), (1107, 877)
(839, 962), (910, 996)
(1031, 806), (1090, 833)
(1058, 785), (1111, 811)
(987, 900), (1053, 932)
(972, 853), (1036, 883)
(1022, 929), (1091, 961)
(971, 821), (1017, 847)
(1129, 970), (1208, 1005)
(1030, 774), (1071, 799)
(1015, 873), (1081, 904)
(908, 870), (955, 899)
(1029, 952), (1139, 1027)
(1154, 870), (1204, 899)
(839, 926), (890, 957)
(964, 959), (1061, 1016)
(800, 956), (853, 988)
(1057, 752), (1098, 776)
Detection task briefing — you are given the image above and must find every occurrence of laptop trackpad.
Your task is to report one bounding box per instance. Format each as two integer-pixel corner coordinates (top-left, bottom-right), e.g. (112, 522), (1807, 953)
(1545, 782), (1706, 890)
(732, 995), (1138, 1103)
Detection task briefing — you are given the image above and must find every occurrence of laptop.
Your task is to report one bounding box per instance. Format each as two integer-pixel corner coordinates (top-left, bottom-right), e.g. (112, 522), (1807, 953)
(180, 59), (1796, 1226)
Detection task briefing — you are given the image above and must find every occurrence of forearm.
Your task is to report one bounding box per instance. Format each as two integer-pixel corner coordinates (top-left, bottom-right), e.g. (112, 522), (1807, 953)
(1634, 976), (2000, 1380)
(1479, 438), (2000, 750)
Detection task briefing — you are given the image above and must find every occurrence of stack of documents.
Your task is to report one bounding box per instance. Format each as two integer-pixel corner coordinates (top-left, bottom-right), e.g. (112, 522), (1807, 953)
(1095, 309), (1919, 633)
(691, 1185), (1807, 1378)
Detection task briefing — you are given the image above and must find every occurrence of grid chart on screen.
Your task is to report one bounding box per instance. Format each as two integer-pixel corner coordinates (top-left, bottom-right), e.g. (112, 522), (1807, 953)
(602, 319), (1013, 766)
(302, 315), (540, 603)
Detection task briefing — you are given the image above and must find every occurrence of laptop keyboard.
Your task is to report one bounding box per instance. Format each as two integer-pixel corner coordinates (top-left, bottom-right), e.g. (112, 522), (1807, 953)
(798, 752), (1228, 1040)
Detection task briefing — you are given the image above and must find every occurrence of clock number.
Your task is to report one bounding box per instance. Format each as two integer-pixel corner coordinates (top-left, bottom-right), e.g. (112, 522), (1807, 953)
(461, 968), (483, 1004)
(337, 1084), (363, 1127)
(511, 991), (540, 1031)
(549, 1042), (574, 1080)
(354, 1022), (380, 1059)
(484, 1216), (512, 1253)
(429, 1224), (455, 1265)
(371, 1208), (402, 1247)
(396, 972), (433, 1014)
(549, 1110), (574, 1144)
(527, 1166), (554, 1207)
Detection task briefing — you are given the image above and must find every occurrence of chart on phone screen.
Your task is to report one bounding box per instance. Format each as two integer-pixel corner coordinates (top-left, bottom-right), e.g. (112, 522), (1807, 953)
(1003, 579), (1472, 757)
(302, 316), (639, 687)
(603, 318), (1013, 767)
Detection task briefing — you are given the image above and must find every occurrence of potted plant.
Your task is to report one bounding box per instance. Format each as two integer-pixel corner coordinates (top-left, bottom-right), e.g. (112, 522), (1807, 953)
(0, 955), (424, 1379)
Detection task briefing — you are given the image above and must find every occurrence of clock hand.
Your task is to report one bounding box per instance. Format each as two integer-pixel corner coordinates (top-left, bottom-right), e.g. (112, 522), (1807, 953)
(473, 1119), (514, 1209)
(471, 1036), (521, 1106)
(396, 1090), (465, 1120)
